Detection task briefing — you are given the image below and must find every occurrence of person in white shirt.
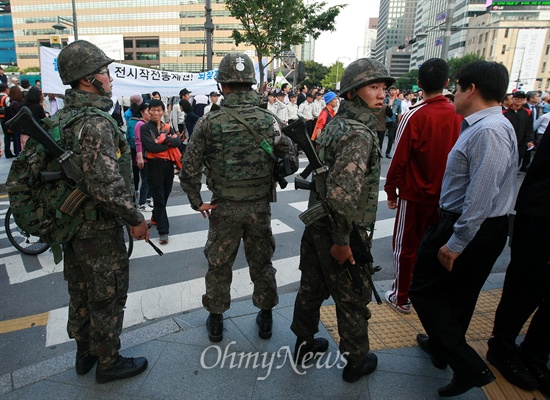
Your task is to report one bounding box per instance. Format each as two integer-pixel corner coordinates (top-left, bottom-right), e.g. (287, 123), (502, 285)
(298, 92), (315, 137)
(43, 93), (65, 117)
(275, 91), (288, 124)
(533, 111), (550, 146)
(286, 93), (299, 123)
(311, 92), (324, 120)
(401, 91), (413, 113)
(267, 92), (278, 115)
(203, 91), (221, 114)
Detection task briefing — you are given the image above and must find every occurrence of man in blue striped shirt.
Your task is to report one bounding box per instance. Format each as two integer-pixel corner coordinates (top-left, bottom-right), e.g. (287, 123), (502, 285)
(409, 61), (518, 398)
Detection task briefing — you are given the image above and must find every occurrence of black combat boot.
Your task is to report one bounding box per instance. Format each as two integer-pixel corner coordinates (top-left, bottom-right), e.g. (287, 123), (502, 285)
(294, 336), (329, 364)
(75, 341), (98, 375)
(256, 309), (273, 339)
(342, 352), (378, 383)
(95, 355), (148, 384)
(206, 313), (223, 342)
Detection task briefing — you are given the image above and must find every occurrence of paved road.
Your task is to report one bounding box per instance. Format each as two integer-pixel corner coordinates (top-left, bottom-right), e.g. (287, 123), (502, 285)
(0, 155), (512, 376)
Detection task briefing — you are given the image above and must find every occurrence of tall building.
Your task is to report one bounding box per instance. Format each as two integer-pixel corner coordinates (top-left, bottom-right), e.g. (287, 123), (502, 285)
(362, 18), (378, 58)
(410, 0), (490, 69)
(10, 0), (255, 72)
(0, 0), (15, 66)
(464, 6), (550, 93)
(374, 0), (417, 66)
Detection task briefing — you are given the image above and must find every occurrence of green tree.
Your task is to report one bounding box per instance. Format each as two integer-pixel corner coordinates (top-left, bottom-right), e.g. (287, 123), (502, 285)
(447, 53), (485, 90)
(395, 69), (419, 91)
(226, 0), (345, 91)
(321, 61), (345, 91)
(301, 60), (329, 89)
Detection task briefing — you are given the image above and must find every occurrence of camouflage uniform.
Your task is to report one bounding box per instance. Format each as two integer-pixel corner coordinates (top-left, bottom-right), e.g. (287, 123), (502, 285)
(291, 98), (381, 366)
(60, 88), (143, 363)
(179, 90), (298, 314)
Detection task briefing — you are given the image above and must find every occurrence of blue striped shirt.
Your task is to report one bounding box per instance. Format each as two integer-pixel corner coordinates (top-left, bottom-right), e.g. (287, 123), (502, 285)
(440, 106), (518, 253)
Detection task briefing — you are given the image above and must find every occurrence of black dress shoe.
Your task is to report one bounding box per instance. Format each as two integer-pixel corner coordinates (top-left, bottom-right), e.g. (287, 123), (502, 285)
(95, 355), (148, 384)
(487, 348), (538, 390)
(342, 352), (378, 383)
(416, 334), (447, 369)
(294, 336), (329, 364)
(438, 369), (495, 397)
(385, 155), (392, 159)
(5, 153), (14, 159)
(256, 309), (273, 339)
(206, 313), (223, 342)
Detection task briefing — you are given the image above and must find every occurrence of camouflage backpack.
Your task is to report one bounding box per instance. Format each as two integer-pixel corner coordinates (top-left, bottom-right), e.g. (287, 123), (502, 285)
(6, 107), (122, 263)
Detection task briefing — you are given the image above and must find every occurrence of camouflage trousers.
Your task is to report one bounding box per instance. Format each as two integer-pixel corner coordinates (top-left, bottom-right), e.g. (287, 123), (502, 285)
(202, 198), (278, 314)
(291, 221), (373, 365)
(63, 219), (129, 363)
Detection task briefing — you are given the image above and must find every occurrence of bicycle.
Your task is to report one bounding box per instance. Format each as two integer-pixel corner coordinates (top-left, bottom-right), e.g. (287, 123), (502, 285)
(4, 207), (134, 257)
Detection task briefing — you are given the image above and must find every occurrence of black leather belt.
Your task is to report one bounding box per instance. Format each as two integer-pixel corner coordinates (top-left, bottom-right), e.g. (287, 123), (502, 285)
(437, 208), (460, 222)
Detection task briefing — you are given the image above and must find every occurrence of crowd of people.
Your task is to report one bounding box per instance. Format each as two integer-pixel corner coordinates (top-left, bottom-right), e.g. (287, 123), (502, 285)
(1, 41), (548, 396)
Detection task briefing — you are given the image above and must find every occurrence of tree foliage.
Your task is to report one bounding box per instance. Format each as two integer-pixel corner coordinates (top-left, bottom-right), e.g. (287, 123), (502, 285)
(447, 53), (485, 89)
(321, 61), (345, 91)
(301, 60), (329, 89)
(226, 0), (345, 90)
(395, 69), (419, 91)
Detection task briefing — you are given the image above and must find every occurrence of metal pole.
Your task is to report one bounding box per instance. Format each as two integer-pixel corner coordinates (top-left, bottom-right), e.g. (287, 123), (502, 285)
(72, 0), (78, 40)
(205, 0), (214, 71)
(441, 0), (455, 60)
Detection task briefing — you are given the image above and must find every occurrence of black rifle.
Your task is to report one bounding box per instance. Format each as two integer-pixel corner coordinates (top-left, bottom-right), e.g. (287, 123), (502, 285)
(6, 106), (163, 256)
(285, 118), (381, 302)
(282, 117), (327, 200)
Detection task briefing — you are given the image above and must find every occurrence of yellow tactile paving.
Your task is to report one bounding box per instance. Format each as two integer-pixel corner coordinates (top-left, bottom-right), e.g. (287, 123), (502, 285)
(319, 288), (545, 400)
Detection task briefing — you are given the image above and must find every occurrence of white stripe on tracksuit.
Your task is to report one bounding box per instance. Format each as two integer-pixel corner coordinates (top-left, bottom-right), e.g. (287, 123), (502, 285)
(391, 198), (408, 295)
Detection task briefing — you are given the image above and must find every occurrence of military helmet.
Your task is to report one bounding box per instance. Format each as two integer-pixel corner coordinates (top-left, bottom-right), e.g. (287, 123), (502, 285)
(216, 53), (256, 85)
(57, 40), (114, 85)
(339, 58), (395, 97)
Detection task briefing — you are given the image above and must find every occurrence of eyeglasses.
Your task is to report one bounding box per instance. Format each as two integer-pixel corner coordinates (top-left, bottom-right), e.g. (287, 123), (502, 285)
(94, 68), (111, 77)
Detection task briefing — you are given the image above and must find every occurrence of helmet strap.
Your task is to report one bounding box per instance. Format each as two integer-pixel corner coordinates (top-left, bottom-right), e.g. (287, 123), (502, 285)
(86, 76), (112, 97)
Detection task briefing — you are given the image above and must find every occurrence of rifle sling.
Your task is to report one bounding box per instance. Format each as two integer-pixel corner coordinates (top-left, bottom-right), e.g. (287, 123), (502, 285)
(222, 107), (277, 162)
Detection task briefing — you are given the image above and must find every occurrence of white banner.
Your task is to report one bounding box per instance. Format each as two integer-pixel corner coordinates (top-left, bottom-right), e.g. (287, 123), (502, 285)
(508, 29), (547, 93)
(40, 46), (219, 97)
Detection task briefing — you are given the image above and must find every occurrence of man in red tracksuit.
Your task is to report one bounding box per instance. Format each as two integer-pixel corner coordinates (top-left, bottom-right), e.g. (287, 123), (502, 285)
(384, 58), (462, 313)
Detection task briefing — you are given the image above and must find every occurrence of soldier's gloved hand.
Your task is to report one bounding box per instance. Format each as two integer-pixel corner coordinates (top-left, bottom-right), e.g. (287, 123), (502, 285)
(131, 220), (150, 242)
(330, 244), (355, 266)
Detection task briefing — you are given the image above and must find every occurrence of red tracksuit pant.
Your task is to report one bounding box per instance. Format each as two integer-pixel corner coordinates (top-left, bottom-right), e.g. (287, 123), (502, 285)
(389, 199), (440, 306)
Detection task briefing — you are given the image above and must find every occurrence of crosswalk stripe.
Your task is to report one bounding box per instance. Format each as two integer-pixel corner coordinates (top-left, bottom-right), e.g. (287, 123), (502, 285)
(46, 255), (302, 347)
(1, 219), (293, 285)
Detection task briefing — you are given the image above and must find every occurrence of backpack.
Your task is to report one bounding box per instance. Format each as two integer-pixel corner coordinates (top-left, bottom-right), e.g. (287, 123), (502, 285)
(0, 94), (7, 119)
(6, 107), (122, 263)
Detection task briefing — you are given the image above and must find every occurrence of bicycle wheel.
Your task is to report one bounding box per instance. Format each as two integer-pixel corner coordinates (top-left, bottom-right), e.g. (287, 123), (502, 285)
(4, 208), (50, 256)
(123, 222), (133, 258)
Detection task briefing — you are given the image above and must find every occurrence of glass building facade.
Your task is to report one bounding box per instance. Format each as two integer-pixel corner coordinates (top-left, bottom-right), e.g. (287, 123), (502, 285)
(10, 0), (255, 72)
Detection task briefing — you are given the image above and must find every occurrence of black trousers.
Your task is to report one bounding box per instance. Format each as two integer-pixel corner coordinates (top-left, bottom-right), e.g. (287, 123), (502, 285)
(147, 158), (174, 236)
(410, 214), (509, 378)
(376, 130), (386, 151)
(489, 213), (550, 366)
(385, 121), (397, 156)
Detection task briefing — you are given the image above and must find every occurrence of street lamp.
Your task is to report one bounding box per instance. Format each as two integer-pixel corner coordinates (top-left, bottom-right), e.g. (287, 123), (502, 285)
(51, 0), (78, 40)
(335, 56), (350, 89)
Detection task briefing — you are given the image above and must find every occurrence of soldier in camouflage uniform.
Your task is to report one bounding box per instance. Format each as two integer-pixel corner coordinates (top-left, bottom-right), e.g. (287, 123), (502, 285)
(290, 58), (395, 382)
(56, 40), (150, 384)
(179, 53), (298, 342)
